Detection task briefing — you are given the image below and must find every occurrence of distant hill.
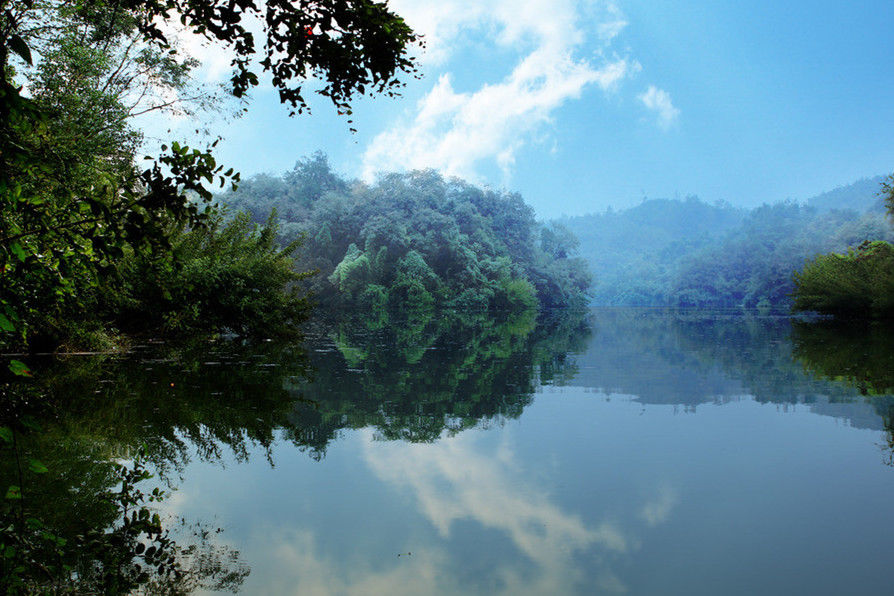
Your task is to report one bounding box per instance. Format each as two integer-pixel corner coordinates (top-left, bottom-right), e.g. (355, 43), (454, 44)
(805, 176), (886, 213)
(559, 197), (745, 305)
(560, 177), (893, 307)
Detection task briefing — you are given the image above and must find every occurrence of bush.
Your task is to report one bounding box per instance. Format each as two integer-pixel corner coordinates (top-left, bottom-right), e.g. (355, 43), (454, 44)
(493, 277), (538, 311)
(107, 211), (313, 337)
(792, 240), (894, 318)
(357, 284), (388, 312)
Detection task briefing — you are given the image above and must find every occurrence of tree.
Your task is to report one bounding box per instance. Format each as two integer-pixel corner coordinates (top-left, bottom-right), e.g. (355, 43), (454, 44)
(791, 175), (894, 318)
(5, 0), (420, 116)
(0, 0), (421, 351)
(792, 240), (894, 318)
(220, 164), (594, 311)
(882, 173), (894, 220)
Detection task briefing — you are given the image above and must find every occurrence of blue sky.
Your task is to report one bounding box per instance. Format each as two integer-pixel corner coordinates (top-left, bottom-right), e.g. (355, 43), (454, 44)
(152, 0), (894, 219)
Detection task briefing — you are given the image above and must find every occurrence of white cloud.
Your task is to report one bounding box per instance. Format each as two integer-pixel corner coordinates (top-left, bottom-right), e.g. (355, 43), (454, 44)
(362, 0), (636, 181)
(638, 85), (680, 130)
(595, 1), (628, 41)
(220, 427), (650, 595)
(387, 0), (490, 67)
(155, 17), (237, 84)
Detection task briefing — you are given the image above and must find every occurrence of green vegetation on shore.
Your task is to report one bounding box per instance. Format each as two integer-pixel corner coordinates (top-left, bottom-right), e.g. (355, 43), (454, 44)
(793, 239), (894, 318)
(220, 154), (593, 313)
(791, 174), (894, 319)
(1, 0), (420, 353)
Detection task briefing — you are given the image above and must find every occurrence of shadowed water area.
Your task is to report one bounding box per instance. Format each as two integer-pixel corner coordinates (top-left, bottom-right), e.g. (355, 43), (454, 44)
(4, 309), (894, 594)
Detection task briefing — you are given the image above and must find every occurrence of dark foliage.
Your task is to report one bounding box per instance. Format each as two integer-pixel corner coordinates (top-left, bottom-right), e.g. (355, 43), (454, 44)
(102, 211), (314, 338)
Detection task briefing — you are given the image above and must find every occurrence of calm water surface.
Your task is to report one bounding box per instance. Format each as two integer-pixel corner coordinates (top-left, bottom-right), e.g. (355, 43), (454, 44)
(12, 309), (894, 594)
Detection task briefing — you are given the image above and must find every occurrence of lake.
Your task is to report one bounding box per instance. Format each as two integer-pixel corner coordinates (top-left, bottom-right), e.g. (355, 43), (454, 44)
(5, 309), (894, 594)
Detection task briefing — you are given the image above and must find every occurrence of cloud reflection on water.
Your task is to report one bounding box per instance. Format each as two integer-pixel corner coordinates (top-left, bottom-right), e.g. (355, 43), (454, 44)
(362, 428), (630, 594)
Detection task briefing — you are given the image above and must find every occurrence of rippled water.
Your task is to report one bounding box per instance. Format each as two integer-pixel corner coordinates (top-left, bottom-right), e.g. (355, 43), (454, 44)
(6, 309), (894, 594)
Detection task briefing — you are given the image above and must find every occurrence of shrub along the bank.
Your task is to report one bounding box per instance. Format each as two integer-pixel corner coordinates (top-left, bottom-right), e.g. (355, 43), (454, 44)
(792, 240), (894, 318)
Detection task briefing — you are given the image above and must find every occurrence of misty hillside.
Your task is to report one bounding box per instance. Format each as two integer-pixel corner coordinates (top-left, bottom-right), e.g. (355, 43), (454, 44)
(561, 178), (894, 307)
(806, 176), (886, 213)
(559, 197), (746, 305)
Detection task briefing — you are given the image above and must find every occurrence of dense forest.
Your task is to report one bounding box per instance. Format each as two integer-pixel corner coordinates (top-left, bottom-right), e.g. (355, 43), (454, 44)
(561, 177), (894, 309)
(218, 153), (593, 313)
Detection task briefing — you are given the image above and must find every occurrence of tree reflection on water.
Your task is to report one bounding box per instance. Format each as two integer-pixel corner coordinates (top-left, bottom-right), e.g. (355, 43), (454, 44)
(0, 308), (591, 590)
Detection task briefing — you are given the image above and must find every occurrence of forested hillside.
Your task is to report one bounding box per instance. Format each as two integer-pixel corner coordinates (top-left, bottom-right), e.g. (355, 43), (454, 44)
(219, 153), (592, 311)
(671, 203), (892, 308)
(561, 178), (894, 308)
(560, 197), (746, 305)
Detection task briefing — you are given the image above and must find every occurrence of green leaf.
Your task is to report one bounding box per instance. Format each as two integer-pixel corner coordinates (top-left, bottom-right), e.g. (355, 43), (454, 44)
(9, 360), (31, 377)
(20, 417), (40, 432)
(25, 517), (43, 529)
(10, 243), (27, 262)
(0, 314), (13, 332)
(5, 486), (22, 500)
(28, 459), (48, 474)
(8, 35), (32, 65)
(0, 427), (12, 444)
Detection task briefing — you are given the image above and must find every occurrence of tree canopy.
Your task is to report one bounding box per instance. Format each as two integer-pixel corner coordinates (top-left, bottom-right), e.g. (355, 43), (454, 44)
(220, 155), (593, 312)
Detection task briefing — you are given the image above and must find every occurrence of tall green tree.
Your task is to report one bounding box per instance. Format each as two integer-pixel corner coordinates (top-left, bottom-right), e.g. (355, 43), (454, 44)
(0, 0), (420, 351)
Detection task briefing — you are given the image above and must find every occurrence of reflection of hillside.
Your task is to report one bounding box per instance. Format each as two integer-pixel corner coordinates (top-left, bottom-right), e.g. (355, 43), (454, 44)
(567, 309), (891, 431)
(569, 309), (745, 404)
(792, 321), (894, 395)
(27, 340), (312, 476)
(34, 308), (886, 454)
(284, 310), (591, 457)
(16, 309), (591, 469)
(792, 321), (894, 439)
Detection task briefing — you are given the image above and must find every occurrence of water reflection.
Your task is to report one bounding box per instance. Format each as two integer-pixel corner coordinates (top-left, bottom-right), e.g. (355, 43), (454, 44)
(361, 430), (629, 594)
(792, 319), (894, 395)
(0, 338), (290, 591)
(570, 309), (894, 467)
(791, 319), (894, 463)
(287, 309), (590, 456)
(572, 309), (894, 427)
(4, 308), (894, 593)
(1, 309), (590, 591)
